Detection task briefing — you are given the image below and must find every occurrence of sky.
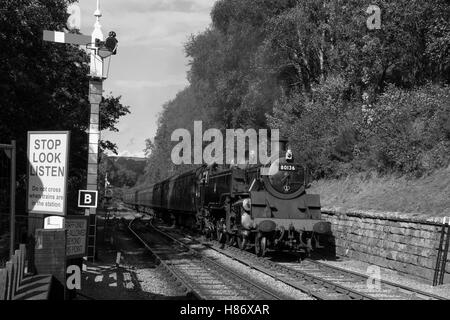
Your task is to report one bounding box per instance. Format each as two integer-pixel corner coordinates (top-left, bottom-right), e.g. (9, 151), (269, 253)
(77, 0), (214, 158)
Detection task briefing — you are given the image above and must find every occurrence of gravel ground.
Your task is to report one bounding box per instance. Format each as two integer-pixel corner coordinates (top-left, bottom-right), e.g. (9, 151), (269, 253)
(177, 236), (314, 300)
(175, 228), (450, 300)
(97, 208), (450, 300)
(75, 216), (188, 300)
(318, 257), (450, 299)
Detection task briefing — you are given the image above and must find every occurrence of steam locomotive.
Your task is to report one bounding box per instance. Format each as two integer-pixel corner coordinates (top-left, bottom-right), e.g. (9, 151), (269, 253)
(123, 142), (331, 256)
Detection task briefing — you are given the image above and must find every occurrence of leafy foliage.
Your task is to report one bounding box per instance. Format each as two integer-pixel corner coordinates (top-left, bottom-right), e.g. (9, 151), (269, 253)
(0, 0), (130, 211)
(143, 0), (450, 186)
(363, 84), (450, 175)
(97, 155), (146, 205)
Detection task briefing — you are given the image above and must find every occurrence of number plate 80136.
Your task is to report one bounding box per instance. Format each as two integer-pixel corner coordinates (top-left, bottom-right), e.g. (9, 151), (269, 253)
(279, 164), (297, 171)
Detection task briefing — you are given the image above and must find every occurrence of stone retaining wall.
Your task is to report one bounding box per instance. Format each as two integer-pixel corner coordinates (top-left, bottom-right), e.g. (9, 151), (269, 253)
(321, 208), (450, 283)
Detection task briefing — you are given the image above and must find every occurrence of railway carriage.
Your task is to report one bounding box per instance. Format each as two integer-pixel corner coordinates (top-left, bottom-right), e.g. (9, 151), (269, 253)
(122, 190), (135, 205)
(124, 143), (331, 256)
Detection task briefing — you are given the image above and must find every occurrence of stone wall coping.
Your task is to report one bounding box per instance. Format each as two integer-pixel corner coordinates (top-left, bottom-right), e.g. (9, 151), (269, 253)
(322, 207), (448, 226)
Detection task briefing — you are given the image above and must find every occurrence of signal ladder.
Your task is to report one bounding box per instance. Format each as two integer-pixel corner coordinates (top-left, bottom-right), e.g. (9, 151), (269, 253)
(86, 213), (97, 262)
(433, 217), (450, 286)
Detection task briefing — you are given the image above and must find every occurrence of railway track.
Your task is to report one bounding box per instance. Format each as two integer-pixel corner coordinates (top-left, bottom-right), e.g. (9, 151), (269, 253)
(127, 218), (289, 300)
(279, 258), (446, 300)
(158, 224), (446, 300)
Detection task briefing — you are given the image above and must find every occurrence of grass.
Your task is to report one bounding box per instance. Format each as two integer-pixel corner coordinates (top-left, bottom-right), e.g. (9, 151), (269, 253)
(309, 167), (450, 217)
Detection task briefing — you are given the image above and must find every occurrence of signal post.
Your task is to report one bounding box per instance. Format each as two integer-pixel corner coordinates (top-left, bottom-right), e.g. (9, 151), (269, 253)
(85, 78), (102, 261)
(85, 0), (117, 261)
(86, 2), (104, 257)
(43, 0), (118, 262)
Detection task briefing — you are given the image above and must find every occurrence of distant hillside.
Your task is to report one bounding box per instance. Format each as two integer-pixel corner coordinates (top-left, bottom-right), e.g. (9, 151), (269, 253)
(102, 156), (146, 188)
(108, 156), (146, 162)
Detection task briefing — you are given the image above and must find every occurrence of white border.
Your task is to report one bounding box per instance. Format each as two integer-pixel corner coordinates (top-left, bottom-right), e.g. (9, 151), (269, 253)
(78, 190), (98, 208)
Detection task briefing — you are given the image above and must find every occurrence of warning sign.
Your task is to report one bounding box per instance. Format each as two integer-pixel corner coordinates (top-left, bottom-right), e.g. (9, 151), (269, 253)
(27, 131), (70, 215)
(65, 216), (88, 258)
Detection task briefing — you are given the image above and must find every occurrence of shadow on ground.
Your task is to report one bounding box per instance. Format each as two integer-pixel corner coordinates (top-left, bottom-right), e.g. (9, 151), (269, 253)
(76, 217), (190, 300)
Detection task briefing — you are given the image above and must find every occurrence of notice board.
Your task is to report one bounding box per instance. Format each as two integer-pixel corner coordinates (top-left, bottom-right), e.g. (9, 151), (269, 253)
(65, 216), (89, 258)
(27, 131), (70, 215)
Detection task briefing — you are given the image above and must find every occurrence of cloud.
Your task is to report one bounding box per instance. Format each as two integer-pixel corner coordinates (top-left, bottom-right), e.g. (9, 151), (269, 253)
(102, 0), (213, 14)
(80, 1), (212, 47)
(77, 0), (213, 158)
(111, 11), (211, 47)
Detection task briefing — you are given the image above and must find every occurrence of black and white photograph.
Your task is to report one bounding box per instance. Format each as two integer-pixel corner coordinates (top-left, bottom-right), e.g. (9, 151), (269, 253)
(1, 0), (450, 314)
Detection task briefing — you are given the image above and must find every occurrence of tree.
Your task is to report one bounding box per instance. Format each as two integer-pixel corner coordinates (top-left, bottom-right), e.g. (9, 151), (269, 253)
(141, 0), (450, 186)
(0, 0), (130, 211)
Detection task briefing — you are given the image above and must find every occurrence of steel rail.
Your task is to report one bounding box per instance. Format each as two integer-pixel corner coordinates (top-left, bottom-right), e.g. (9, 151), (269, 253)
(303, 258), (447, 301)
(127, 219), (201, 300)
(161, 225), (446, 300)
(147, 220), (286, 300)
(128, 218), (286, 300)
(162, 228), (369, 300)
(216, 241), (446, 300)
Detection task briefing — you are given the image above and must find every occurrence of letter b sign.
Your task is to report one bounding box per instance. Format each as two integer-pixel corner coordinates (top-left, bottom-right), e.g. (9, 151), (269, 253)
(78, 190), (98, 208)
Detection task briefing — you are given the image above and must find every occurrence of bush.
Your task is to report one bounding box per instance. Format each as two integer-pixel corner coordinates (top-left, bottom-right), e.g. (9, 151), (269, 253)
(269, 80), (450, 178)
(365, 84), (450, 175)
(268, 75), (361, 179)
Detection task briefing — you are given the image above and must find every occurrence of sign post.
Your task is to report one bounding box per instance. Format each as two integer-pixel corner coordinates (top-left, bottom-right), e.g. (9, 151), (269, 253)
(27, 131), (70, 278)
(42, 0), (113, 263)
(43, 31), (91, 46)
(84, 0), (106, 262)
(85, 78), (102, 262)
(27, 131), (70, 216)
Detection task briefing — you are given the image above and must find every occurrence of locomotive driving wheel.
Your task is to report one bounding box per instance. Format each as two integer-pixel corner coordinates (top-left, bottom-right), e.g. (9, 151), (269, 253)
(255, 235), (267, 257)
(237, 235), (248, 250)
(203, 223), (214, 241)
(260, 237), (267, 257)
(216, 221), (221, 240)
(228, 235), (237, 246)
(216, 220), (227, 245)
